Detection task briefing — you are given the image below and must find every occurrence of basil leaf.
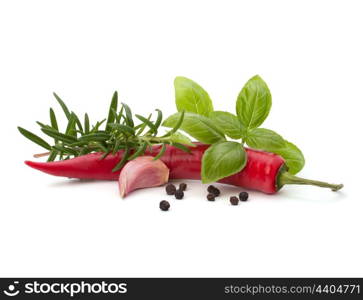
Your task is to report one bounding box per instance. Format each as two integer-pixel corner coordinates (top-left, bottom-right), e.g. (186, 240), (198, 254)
(174, 76), (213, 116)
(274, 140), (305, 175)
(246, 128), (286, 151)
(201, 141), (246, 183)
(167, 132), (195, 147)
(236, 75), (272, 129)
(209, 111), (245, 139)
(163, 112), (225, 144)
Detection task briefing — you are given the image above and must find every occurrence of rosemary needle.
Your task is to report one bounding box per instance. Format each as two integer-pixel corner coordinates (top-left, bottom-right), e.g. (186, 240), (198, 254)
(18, 92), (193, 171)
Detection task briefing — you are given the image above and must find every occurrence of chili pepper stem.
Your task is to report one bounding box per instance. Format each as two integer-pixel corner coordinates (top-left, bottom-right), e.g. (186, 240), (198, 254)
(279, 171), (343, 191)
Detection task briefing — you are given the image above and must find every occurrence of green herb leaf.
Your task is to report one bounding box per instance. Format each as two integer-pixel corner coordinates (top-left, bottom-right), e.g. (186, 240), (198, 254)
(209, 111), (245, 139)
(18, 127), (52, 150)
(68, 140), (88, 147)
(162, 110), (185, 138)
(36, 121), (52, 130)
(84, 113), (90, 134)
(163, 112), (225, 144)
(116, 106), (124, 124)
(201, 141), (247, 183)
(106, 91), (118, 132)
(167, 132), (195, 146)
(53, 92), (71, 120)
(246, 128), (286, 151)
(274, 140), (305, 174)
(135, 114), (157, 133)
(110, 108), (118, 123)
(108, 123), (135, 135)
(153, 109), (163, 131)
(153, 144), (167, 160)
(135, 113), (151, 135)
(49, 108), (58, 143)
(100, 151), (111, 159)
(65, 113), (77, 137)
(127, 141), (148, 160)
(121, 103), (134, 127)
(72, 112), (83, 133)
(236, 75), (272, 129)
(170, 142), (191, 153)
(49, 108), (58, 131)
(78, 132), (111, 142)
(174, 76), (213, 116)
(79, 147), (93, 156)
(112, 138), (122, 155)
(112, 148), (130, 172)
(41, 128), (78, 144)
(53, 144), (79, 156)
(91, 119), (106, 132)
(94, 142), (109, 153)
(47, 149), (58, 162)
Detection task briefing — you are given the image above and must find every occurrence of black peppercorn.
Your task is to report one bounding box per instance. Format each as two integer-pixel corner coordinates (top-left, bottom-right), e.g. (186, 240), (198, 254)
(175, 189), (184, 199)
(165, 183), (176, 195)
(230, 196), (239, 206)
(239, 191), (249, 201)
(207, 193), (215, 201)
(159, 200), (170, 211)
(179, 183), (187, 191)
(207, 185), (220, 196)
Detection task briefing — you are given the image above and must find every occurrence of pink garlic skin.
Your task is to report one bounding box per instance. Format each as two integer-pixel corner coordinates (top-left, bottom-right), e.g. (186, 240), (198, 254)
(119, 156), (169, 197)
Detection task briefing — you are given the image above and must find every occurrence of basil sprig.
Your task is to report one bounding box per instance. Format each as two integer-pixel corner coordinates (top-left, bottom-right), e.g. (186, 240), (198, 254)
(164, 75), (305, 183)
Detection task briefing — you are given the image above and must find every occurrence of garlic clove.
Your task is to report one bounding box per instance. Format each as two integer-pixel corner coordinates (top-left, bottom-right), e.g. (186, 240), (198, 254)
(119, 156), (169, 197)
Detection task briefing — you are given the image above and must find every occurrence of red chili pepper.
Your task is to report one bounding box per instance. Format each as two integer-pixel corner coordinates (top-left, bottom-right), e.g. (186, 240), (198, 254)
(25, 143), (343, 194)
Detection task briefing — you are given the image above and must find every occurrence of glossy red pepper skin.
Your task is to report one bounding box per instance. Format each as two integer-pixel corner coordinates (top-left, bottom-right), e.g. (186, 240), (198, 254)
(25, 143), (285, 194)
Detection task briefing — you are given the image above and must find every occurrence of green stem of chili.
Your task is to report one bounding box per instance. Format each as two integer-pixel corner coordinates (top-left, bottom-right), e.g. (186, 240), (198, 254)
(278, 170), (344, 191)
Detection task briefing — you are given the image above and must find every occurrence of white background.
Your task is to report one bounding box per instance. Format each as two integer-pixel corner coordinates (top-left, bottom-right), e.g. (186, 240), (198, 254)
(0, 0), (362, 277)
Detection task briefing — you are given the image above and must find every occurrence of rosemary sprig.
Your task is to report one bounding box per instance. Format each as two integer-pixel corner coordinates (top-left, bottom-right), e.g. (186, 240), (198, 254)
(18, 92), (193, 172)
